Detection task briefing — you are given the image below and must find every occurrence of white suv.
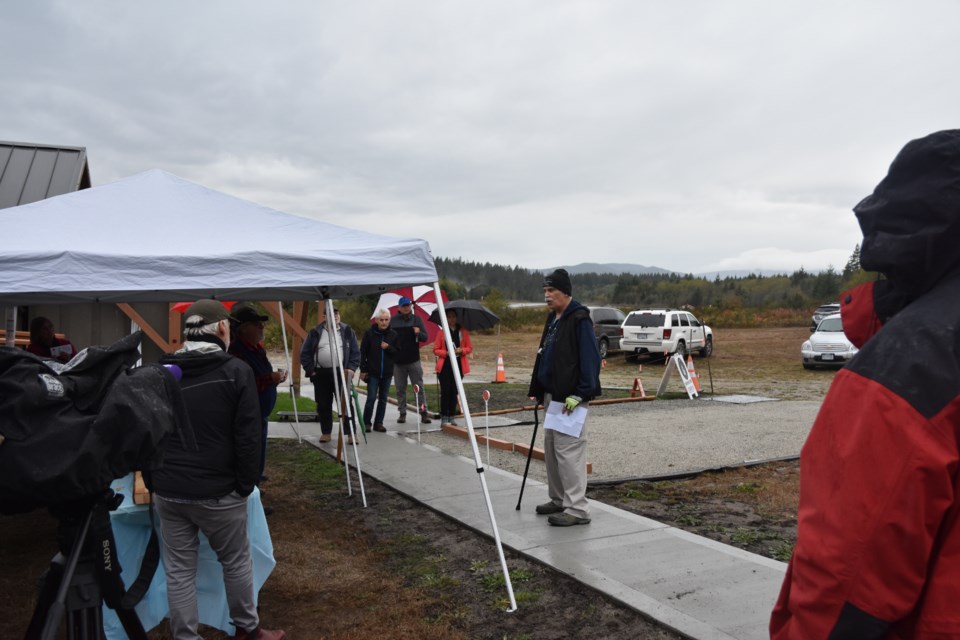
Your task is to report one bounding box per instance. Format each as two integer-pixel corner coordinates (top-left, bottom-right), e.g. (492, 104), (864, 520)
(620, 309), (713, 359)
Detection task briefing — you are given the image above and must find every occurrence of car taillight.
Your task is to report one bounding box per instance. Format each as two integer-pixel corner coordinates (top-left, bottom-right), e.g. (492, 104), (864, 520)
(663, 328), (672, 339)
(619, 328), (623, 337)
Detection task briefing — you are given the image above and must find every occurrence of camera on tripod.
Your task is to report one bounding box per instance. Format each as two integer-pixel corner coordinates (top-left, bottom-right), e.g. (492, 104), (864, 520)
(0, 332), (192, 640)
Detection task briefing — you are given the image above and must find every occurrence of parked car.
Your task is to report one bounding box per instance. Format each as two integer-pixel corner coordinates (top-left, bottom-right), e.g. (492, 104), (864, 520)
(619, 309), (713, 359)
(810, 302), (841, 330)
(801, 312), (858, 369)
(588, 306), (626, 359)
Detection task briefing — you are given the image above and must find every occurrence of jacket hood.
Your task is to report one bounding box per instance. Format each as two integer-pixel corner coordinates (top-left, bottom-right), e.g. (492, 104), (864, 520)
(160, 349), (231, 377)
(854, 129), (960, 297)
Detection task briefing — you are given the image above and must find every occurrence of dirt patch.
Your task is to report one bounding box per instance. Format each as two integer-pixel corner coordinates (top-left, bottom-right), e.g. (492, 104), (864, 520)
(0, 442), (683, 639)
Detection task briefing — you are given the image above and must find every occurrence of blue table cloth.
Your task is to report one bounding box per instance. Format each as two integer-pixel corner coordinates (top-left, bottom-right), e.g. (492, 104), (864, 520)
(102, 474), (276, 639)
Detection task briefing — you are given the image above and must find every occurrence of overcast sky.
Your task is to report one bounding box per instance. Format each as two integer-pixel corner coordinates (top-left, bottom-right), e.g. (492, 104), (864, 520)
(4, 2), (958, 275)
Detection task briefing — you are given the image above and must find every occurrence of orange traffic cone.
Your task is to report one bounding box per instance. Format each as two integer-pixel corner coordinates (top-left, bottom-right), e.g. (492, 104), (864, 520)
(630, 364), (645, 398)
(686, 355), (701, 393)
(493, 353), (506, 383)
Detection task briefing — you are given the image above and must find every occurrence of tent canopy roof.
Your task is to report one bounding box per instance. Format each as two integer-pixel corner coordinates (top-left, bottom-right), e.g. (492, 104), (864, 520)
(0, 170), (437, 304)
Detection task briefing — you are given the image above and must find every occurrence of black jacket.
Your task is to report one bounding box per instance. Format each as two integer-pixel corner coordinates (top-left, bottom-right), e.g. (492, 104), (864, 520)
(153, 347), (261, 500)
(360, 326), (399, 379)
(528, 302), (602, 403)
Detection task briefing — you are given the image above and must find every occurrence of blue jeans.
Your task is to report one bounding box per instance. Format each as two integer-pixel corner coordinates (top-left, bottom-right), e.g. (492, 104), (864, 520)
(363, 375), (392, 427)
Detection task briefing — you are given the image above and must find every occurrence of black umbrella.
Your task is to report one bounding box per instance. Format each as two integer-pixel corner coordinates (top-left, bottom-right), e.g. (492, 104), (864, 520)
(429, 300), (500, 331)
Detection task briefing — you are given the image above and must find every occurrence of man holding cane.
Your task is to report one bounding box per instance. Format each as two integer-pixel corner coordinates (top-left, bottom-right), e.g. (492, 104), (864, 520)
(528, 269), (601, 526)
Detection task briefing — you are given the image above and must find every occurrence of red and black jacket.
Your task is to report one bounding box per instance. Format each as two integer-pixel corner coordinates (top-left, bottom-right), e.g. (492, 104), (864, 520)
(772, 129), (960, 639)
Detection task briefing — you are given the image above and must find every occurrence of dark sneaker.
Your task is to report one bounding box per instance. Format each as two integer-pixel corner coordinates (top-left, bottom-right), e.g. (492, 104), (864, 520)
(535, 501), (564, 515)
(397, 414), (406, 424)
(420, 412), (432, 424)
(373, 424), (387, 432)
(548, 512), (591, 526)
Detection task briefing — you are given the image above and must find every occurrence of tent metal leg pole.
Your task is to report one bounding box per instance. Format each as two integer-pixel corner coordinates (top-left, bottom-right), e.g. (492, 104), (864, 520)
(326, 299), (367, 508)
(277, 301), (302, 444)
(432, 283), (517, 612)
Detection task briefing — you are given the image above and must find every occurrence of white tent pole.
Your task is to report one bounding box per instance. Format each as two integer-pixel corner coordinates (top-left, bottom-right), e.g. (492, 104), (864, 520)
(322, 300), (351, 496)
(433, 282), (517, 612)
(325, 299), (367, 507)
(277, 301), (302, 444)
(3, 306), (17, 346)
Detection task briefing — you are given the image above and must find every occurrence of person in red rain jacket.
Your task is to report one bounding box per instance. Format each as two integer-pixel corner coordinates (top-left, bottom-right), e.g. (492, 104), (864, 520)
(433, 308), (472, 426)
(771, 129), (960, 639)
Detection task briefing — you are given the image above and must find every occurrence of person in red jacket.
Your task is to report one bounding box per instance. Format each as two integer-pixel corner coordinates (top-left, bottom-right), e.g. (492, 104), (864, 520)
(433, 308), (472, 427)
(26, 316), (77, 363)
(771, 129), (960, 639)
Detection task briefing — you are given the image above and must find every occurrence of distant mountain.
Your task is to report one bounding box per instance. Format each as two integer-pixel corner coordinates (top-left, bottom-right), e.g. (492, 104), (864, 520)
(540, 262), (672, 276)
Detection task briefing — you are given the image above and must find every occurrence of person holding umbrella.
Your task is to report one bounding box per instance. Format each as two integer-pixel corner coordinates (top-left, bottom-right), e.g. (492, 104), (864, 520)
(390, 296), (432, 424)
(433, 308), (473, 427)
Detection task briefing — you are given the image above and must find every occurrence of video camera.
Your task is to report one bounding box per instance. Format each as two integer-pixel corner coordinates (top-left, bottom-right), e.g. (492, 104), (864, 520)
(0, 331), (193, 639)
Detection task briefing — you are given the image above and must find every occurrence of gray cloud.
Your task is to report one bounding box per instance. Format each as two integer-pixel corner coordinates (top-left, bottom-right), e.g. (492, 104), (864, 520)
(3, 1), (957, 273)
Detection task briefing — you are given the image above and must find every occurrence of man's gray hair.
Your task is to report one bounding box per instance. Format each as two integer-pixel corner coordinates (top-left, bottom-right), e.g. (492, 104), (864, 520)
(376, 308), (391, 319)
(184, 320), (222, 340)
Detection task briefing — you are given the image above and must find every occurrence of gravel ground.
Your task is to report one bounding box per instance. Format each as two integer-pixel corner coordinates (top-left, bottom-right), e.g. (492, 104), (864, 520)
(407, 397), (821, 483)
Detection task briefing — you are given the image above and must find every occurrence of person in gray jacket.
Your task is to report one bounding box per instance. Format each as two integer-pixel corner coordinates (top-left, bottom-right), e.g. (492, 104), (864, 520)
(154, 299), (285, 640)
(300, 306), (361, 443)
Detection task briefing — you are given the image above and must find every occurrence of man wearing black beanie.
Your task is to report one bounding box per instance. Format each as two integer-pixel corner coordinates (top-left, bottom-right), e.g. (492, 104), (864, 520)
(527, 269), (602, 526)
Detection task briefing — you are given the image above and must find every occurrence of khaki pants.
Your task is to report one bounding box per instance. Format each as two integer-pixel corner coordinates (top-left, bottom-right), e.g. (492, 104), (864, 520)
(543, 392), (590, 519)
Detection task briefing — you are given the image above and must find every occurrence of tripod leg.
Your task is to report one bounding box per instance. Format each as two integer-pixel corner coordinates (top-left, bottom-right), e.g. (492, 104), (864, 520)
(39, 510), (94, 640)
(515, 404), (540, 510)
(25, 557), (64, 640)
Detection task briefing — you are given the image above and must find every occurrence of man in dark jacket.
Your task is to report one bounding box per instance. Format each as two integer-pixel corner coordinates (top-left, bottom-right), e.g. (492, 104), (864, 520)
(299, 306), (361, 443)
(771, 130), (960, 639)
(528, 269), (601, 526)
(390, 296), (432, 424)
(359, 308), (399, 432)
(228, 303), (287, 484)
(154, 299), (284, 640)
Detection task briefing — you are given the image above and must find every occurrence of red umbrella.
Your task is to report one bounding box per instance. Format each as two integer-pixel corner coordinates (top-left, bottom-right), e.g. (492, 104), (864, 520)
(171, 300), (238, 313)
(372, 286), (448, 343)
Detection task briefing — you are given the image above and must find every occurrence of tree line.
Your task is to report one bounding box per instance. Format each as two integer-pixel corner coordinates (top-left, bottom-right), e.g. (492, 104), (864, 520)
(437, 247), (870, 316)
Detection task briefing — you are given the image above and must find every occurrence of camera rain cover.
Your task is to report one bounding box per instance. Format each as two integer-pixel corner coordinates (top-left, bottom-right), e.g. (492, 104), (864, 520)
(0, 332), (190, 514)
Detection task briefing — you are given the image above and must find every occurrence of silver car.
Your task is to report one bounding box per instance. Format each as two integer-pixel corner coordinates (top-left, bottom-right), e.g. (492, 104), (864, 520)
(801, 313), (858, 369)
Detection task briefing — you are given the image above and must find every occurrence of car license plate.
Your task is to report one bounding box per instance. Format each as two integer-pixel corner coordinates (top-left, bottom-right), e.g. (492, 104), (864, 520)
(821, 353), (835, 361)
(637, 333), (648, 339)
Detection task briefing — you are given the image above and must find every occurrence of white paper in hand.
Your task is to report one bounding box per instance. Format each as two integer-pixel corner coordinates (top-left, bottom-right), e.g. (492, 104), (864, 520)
(543, 400), (587, 438)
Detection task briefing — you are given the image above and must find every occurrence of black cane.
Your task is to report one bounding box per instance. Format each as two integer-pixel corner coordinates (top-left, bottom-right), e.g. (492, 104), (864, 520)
(515, 399), (539, 510)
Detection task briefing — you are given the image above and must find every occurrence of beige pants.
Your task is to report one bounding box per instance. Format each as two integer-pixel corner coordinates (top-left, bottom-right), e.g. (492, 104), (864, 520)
(543, 393), (590, 519)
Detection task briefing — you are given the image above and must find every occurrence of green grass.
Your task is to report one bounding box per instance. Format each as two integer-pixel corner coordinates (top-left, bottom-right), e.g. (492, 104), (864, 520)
(268, 391), (318, 421)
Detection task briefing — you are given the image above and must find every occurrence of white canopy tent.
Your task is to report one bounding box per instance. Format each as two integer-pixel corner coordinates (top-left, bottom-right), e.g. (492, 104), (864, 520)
(0, 169), (438, 304)
(0, 169), (516, 610)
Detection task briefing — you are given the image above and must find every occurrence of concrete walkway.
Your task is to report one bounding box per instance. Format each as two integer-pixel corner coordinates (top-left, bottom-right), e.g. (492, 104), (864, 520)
(268, 395), (786, 640)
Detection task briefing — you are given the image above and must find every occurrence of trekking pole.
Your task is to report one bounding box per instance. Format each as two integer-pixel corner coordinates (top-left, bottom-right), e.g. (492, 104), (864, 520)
(515, 399), (539, 510)
(482, 389), (491, 466)
(351, 382), (367, 444)
(414, 384), (421, 444)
